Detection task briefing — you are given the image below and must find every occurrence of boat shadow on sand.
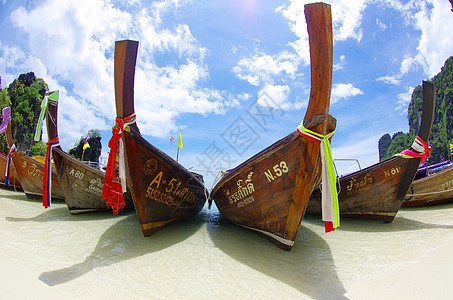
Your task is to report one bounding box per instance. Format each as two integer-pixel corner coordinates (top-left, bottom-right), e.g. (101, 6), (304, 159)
(37, 211), (206, 286)
(5, 204), (134, 222)
(207, 212), (347, 300)
(302, 210), (453, 233)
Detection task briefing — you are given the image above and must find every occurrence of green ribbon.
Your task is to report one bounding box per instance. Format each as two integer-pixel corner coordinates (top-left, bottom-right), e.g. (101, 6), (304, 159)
(34, 90), (59, 142)
(298, 124), (340, 228)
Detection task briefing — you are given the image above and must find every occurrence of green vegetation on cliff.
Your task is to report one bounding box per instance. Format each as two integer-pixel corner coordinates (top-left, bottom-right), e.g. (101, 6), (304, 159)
(0, 73), (102, 163)
(379, 56), (453, 163)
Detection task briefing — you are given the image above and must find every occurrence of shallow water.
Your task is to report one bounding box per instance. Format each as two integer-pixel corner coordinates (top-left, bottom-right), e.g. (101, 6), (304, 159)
(1, 188), (453, 299)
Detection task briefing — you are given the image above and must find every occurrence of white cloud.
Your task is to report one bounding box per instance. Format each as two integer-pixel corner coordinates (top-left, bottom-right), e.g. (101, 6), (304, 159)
(257, 84), (290, 109)
(376, 18), (387, 30)
(395, 85), (414, 115)
(277, 0), (368, 65)
(333, 54), (346, 71)
(380, 0), (453, 78)
(232, 51), (300, 86)
(376, 75), (400, 85)
(331, 82), (363, 104)
(4, 0), (226, 144)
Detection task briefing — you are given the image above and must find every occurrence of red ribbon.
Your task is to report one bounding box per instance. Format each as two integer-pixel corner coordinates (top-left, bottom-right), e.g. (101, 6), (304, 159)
(43, 137), (59, 208)
(102, 115), (136, 214)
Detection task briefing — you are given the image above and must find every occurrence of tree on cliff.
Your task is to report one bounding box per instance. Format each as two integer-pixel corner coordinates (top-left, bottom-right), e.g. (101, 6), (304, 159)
(379, 56), (453, 163)
(68, 129), (102, 164)
(0, 72), (48, 156)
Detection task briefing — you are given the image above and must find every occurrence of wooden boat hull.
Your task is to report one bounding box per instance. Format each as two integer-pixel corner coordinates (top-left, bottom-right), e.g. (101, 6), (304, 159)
(122, 128), (207, 236)
(403, 164), (453, 207)
(10, 152), (65, 201)
(307, 156), (420, 222)
(0, 153), (22, 191)
(52, 147), (134, 214)
(210, 130), (326, 250)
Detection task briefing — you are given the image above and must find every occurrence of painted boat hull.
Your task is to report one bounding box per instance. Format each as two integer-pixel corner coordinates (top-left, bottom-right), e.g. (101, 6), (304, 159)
(307, 156), (419, 222)
(403, 164), (453, 207)
(210, 131), (326, 250)
(52, 147), (134, 214)
(122, 128), (207, 236)
(9, 152), (65, 201)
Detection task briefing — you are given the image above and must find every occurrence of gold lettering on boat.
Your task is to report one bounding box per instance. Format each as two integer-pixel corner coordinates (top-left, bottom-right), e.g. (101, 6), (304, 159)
(440, 179), (453, 191)
(85, 177), (103, 197)
(69, 168), (84, 180)
(143, 159), (158, 176)
(384, 167), (401, 178)
(265, 161), (289, 183)
(227, 172), (255, 206)
(346, 172), (374, 196)
(144, 172), (196, 207)
(149, 171), (163, 189)
(21, 161), (44, 180)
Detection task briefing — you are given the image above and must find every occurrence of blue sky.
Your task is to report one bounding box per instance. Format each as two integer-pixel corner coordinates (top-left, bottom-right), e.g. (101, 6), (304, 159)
(1, 0), (453, 189)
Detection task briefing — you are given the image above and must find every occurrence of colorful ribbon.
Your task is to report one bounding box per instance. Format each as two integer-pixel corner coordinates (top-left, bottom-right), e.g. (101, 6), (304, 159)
(5, 143), (17, 187)
(0, 106), (11, 134)
(396, 136), (431, 163)
(102, 113), (136, 214)
(42, 137), (59, 208)
(297, 123), (340, 233)
(34, 90), (59, 142)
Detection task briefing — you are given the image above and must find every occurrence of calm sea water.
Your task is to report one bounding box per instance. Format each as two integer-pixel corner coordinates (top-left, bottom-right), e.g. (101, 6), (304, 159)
(1, 188), (453, 299)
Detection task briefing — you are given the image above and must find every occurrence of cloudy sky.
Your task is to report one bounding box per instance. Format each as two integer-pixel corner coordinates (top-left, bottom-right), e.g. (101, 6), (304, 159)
(1, 0), (452, 188)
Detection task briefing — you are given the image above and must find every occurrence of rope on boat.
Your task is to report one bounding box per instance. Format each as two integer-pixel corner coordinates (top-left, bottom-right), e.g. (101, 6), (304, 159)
(405, 189), (453, 197)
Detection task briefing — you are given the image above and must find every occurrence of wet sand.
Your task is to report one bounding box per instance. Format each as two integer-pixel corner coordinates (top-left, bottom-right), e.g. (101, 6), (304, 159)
(1, 188), (453, 299)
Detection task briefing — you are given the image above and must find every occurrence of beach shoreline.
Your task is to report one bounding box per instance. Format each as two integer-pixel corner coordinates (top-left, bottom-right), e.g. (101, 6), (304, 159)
(1, 188), (453, 299)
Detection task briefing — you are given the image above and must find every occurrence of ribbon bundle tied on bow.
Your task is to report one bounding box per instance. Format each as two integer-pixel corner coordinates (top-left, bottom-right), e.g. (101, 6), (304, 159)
(42, 137), (60, 208)
(297, 123), (340, 233)
(102, 114), (136, 214)
(397, 136), (431, 163)
(5, 143), (17, 187)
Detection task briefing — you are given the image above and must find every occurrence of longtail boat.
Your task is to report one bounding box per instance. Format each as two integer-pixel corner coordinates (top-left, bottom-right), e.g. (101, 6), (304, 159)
(209, 2), (337, 251)
(102, 39), (208, 236)
(43, 91), (134, 214)
(403, 161), (453, 207)
(3, 107), (65, 201)
(307, 81), (436, 221)
(0, 107), (22, 190)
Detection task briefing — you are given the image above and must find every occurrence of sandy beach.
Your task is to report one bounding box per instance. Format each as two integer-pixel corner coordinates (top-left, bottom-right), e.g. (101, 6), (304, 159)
(1, 187), (453, 299)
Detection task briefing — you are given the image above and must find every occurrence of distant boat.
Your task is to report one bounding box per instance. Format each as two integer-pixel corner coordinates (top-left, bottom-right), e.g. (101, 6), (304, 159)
(209, 3), (337, 251)
(43, 91), (134, 214)
(0, 107), (22, 190)
(3, 110), (65, 202)
(402, 160), (453, 207)
(307, 81), (436, 222)
(102, 39), (208, 236)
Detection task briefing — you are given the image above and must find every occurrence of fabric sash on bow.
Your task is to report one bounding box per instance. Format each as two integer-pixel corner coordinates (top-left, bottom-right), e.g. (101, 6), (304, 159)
(5, 144), (17, 187)
(0, 106), (11, 134)
(102, 114), (136, 214)
(297, 123), (340, 233)
(1, 107), (13, 186)
(42, 137), (59, 208)
(396, 136), (431, 163)
(34, 91), (59, 142)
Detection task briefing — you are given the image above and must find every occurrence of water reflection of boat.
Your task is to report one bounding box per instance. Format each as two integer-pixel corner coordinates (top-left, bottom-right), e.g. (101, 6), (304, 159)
(403, 161), (453, 207)
(209, 3), (336, 251)
(307, 81), (436, 222)
(103, 39), (208, 236)
(44, 91), (134, 214)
